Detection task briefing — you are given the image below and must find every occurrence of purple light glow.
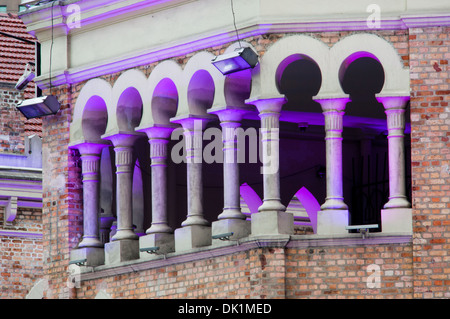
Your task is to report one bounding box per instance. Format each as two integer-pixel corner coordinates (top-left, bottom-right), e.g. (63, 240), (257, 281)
(295, 187), (320, 233)
(338, 51), (381, 84)
(240, 183), (262, 215)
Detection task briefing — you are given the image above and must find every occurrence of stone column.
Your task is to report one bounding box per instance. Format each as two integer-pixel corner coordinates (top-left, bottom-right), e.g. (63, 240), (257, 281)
(246, 97), (293, 235)
(138, 126), (176, 258)
(315, 97), (349, 235)
(377, 96), (412, 234)
(208, 108), (250, 242)
(377, 96), (411, 209)
(69, 141), (109, 266)
(102, 132), (144, 264)
(171, 116), (212, 251)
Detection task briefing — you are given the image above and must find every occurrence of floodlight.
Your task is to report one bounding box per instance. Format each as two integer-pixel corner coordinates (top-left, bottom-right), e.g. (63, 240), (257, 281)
(211, 47), (258, 75)
(16, 95), (60, 119)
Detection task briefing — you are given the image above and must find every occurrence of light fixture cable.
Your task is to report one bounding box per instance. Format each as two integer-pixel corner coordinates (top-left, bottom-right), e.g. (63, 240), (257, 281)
(230, 0), (242, 48)
(49, 0), (57, 93)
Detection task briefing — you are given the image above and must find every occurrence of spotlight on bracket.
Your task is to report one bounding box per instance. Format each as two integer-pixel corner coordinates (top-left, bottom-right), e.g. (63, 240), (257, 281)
(15, 62), (35, 91)
(16, 95), (61, 119)
(212, 47), (258, 75)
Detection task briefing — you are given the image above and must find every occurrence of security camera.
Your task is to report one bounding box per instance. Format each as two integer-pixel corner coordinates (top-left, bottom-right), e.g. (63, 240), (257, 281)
(15, 63), (35, 91)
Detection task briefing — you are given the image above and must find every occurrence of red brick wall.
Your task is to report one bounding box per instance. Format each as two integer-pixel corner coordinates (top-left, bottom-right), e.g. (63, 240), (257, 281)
(409, 26), (450, 299)
(35, 29), (449, 299)
(71, 242), (413, 299)
(0, 85), (26, 154)
(286, 244), (413, 298)
(0, 206), (43, 298)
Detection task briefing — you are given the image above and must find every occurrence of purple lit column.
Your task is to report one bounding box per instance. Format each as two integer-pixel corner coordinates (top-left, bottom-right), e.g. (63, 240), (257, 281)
(69, 141), (109, 266)
(138, 126), (176, 257)
(102, 132), (144, 264)
(207, 108), (250, 240)
(177, 118), (212, 227)
(146, 127), (175, 234)
(171, 116), (212, 251)
(77, 143), (109, 248)
(246, 97), (293, 235)
(317, 98), (349, 210)
(377, 96), (411, 209)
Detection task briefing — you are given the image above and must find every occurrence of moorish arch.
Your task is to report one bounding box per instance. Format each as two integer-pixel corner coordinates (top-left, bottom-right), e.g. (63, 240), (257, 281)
(137, 59), (182, 130)
(332, 33), (410, 97)
(70, 78), (113, 144)
(68, 32), (412, 265)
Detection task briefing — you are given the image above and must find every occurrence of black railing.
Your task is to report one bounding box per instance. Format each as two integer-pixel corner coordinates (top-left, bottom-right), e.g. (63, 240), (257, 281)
(350, 151), (412, 232)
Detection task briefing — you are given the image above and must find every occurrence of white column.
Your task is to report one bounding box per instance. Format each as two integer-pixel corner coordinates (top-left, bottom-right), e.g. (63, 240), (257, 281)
(69, 141), (109, 266)
(246, 97), (293, 235)
(138, 126), (176, 257)
(376, 96), (412, 234)
(208, 108), (250, 241)
(318, 98), (349, 210)
(171, 116), (212, 251)
(102, 132), (144, 264)
(377, 96), (411, 209)
(315, 97), (350, 235)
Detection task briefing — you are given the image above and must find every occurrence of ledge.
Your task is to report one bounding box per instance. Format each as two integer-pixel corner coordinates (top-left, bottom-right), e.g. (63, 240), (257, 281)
(0, 229), (43, 239)
(79, 232), (412, 282)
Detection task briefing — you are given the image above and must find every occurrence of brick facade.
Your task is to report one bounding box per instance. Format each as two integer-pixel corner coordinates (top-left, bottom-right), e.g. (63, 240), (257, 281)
(29, 27), (447, 300)
(0, 13), (43, 299)
(409, 26), (450, 299)
(0, 206), (42, 298)
(0, 85), (26, 154)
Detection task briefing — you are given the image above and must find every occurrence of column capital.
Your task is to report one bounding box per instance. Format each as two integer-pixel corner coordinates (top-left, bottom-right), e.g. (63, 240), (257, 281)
(376, 95), (410, 110)
(170, 114), (215, 131)
(315, 96), (350, 112)
(137, 124), (177, 140)
(101, 131), (146, 147)
(208, 106), (252, 123)
(69, 140), (110, 156)
(246, 97), (286, 114)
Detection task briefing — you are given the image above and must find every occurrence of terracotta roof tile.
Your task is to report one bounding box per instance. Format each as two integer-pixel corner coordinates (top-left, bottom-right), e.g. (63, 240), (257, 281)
(0, 13), (41, 137)
(0, 13), (37, 86)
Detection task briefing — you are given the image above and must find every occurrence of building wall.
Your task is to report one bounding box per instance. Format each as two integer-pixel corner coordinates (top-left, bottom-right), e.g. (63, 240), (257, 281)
(30, 28), (434, 299)
(0, 206), (42, 298)
(409, 26), (450, 299)
(71, 242), (413, 299)
(0, 85), (26, 154)
(0, 12), (43, 299)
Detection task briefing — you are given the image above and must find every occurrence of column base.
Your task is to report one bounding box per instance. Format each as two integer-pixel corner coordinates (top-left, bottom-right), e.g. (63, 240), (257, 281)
(139, 232), (174, 259)
(320, 198), (348, 210)
(212, 218), (250, 245)
(251, 211), (294, 236)
(381, 208), (412, 234)
(104, 239), (139, 265)
(316, 209), (349, 235)
(383, 196), (411, 209)
(175, 225), (211, 252)
(69, 247), (104, 267)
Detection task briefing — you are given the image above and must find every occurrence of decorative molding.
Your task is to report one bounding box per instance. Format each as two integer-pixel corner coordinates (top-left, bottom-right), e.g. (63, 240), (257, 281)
(386, 108), (406, 131)
(0, 229), (43, 239)
(114, 147), (134, 171)
(5, 196), (18, 223)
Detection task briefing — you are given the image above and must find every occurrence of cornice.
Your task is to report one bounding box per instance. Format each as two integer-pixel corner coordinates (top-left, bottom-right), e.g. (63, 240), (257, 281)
(19, 0), (450, 87)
